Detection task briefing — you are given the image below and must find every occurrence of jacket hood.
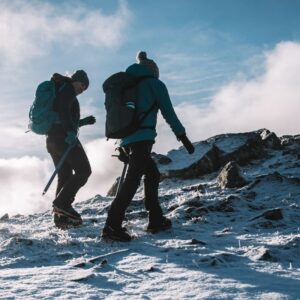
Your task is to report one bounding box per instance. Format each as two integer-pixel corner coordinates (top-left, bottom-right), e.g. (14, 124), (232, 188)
(126, 63), (154, 77)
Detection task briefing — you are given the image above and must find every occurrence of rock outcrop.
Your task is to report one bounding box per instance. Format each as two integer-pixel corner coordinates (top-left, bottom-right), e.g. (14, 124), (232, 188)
(217, 161), (247, 189)
(107, 129), (299, 193)
(161, 130), (265, 180)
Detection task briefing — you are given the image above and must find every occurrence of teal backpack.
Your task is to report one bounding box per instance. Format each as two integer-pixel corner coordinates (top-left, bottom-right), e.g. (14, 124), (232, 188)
(28, 80), (60, 135)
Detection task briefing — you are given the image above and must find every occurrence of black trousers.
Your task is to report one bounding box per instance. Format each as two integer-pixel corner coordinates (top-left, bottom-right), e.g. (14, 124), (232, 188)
(106, 141), (163, 228)
(46, 131), (91, 208)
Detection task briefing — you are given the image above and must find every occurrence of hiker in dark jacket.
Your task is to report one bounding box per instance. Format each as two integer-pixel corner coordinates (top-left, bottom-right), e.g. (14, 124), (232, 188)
(47, 70), (96, 227)
(102, 52), (194, 241)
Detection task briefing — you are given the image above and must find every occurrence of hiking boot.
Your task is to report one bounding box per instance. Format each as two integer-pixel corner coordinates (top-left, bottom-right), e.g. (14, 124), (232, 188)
(54, 213), (82, 229)
(102, 225), (132, 242)
(146, 216), (172, 234)
(53, 203), (82, 220)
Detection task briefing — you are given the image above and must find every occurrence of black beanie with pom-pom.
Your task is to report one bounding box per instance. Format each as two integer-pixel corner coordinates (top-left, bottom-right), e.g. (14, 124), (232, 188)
(136, 51), (159, 78)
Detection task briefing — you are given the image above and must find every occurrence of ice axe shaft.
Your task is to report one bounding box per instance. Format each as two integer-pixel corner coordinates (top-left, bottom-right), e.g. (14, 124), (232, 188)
(115, 163), (128, 197)
(42, 143), (75, 195)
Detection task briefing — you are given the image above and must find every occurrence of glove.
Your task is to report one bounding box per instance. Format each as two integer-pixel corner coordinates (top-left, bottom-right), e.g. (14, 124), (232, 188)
(178, 134), (195, 154)
(65, 131), (78, 145)
(79, 116), (96, 127)
(117, 147), (129, 164)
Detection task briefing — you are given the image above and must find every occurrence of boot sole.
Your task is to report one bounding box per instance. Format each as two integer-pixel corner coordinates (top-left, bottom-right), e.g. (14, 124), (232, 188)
(53, 206), (82, 221)
(54, 214), (82, 229)
(101, 235), (132, 243)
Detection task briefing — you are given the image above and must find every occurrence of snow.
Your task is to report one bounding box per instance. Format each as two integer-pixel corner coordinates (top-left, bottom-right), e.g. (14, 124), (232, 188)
(1, 133), (300, 299)
(159, 141), (211, 172)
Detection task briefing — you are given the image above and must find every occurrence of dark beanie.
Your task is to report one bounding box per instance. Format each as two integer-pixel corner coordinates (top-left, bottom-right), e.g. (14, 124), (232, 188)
(71, 70), (89, 89)
(136, 51), (159, 78)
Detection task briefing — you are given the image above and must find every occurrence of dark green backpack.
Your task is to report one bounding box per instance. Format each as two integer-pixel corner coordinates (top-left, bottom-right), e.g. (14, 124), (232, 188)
(102, 72), (156, 139)
(28, 80), (59, 135)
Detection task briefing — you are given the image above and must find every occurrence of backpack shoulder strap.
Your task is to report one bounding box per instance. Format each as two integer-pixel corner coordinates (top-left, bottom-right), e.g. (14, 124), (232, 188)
(137, 79), (158, 129)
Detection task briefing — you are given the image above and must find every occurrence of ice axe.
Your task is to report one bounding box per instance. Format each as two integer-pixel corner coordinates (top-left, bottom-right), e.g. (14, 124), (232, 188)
(42, 142), (76, 196)
(112, 147), (129, 197)
(115, 162), (128, 196)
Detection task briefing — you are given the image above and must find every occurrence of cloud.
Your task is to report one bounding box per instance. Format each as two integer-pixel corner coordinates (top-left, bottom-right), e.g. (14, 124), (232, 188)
(154, 41), (300, 154)
(0, 156), (52, 216)
(76, 138), (123, 202)
(0, 0), (131, 65)
(0, 138), (123, 216)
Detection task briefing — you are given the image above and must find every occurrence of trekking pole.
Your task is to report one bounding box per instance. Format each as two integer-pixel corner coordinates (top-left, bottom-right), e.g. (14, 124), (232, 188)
(115, 162), (128, 197)
(42, 143), (75, 196)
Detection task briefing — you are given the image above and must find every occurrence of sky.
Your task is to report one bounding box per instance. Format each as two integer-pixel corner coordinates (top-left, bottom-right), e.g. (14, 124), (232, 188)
(0, 0), (299, 215)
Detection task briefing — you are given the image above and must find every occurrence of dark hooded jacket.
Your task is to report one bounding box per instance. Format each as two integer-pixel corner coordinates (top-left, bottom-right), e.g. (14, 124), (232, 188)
(49, 73), (85, 135)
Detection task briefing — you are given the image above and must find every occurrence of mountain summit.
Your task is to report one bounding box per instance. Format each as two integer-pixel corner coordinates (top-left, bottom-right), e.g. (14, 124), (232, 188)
(1, 129), (299, 299)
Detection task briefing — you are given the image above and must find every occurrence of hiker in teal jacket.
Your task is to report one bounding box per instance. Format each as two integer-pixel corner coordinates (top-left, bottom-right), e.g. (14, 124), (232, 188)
(120, 61), (186, 146)
(103, 51), (194, 242)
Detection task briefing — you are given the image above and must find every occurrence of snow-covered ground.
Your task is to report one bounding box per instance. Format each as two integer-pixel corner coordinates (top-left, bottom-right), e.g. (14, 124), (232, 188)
(0, 130), (299, 299)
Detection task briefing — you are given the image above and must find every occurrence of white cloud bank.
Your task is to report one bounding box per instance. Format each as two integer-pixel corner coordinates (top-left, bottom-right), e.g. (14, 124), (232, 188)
(0, 139), (122, 216)
(0, 156), (52, 216)
(0, 0), (131, 64)
(155, 41), (300, 153)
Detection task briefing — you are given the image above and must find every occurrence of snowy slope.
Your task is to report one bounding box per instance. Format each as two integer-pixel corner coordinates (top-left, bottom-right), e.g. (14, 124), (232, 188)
(0, 130), (300, 299)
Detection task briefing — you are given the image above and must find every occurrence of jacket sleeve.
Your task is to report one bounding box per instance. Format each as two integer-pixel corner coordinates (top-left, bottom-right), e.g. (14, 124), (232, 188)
(154, 80), (186, 137)
(56, 83), (77, 133)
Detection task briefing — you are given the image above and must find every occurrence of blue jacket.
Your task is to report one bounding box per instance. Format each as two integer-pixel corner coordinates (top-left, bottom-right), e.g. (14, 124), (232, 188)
(120, 64), (186, 147)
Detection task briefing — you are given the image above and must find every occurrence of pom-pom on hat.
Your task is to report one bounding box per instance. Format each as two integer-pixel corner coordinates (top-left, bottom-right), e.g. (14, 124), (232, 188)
(136, 51), (159, 78)
(71, 70), (89, 89)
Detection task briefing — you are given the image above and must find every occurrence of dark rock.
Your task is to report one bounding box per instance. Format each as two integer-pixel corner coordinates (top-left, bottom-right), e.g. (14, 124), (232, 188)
(288, 177), (300, 186)
(185, 206), (208, 217)
(251, 208), (283, 221)
(152, 153), (172, 165)
(145, 266), (159, 272)
(280, 134), (300, 146)
(106, 177), (120, 197)
(163, 144), (221, 180)
(0, 213), (9, 221)
(247, 247), (278, 262)
(217, 161), (247, 189)
(182, 184), (205, 193)
(262, 208), (283, 220)
(189, 238), (206, 245)
(260, 129), (282, 149)
(196, 184), (206, 193)
(161, 130), (266, 180)
(185, 198), (203, 207)
(216, 131), (265, 166)
(258, 249), (277, 262)
(167, 204), (179, 212)
(208, 198), (235, 212)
